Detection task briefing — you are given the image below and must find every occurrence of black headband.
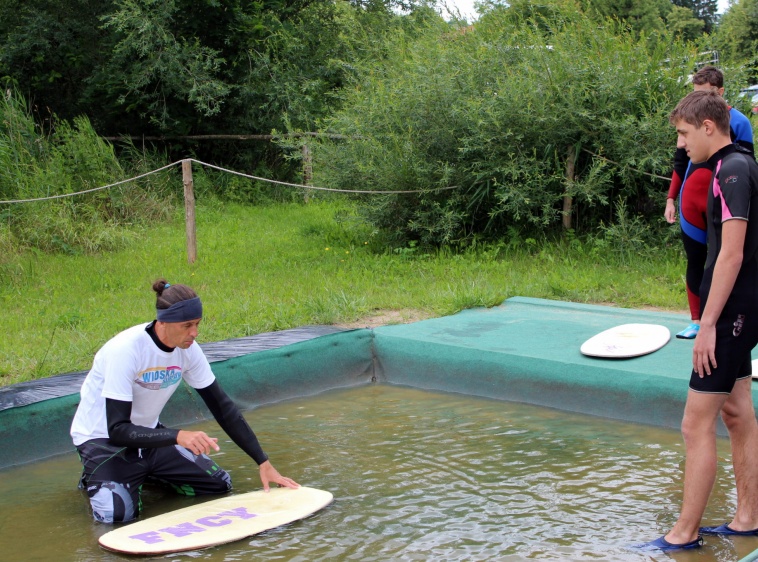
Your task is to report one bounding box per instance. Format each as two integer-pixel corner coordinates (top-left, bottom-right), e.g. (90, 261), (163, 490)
(156, 297), (203, 323)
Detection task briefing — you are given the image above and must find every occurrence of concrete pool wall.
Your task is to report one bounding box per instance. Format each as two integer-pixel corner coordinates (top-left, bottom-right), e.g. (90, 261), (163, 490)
(1, 297), (751, 470)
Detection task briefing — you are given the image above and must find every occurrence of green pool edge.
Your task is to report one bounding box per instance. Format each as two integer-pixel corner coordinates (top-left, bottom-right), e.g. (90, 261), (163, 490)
(6, 295), (758, 467)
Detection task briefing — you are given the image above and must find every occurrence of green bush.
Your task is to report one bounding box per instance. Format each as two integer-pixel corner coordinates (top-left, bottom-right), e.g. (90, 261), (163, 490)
(312, 0), (695, 247)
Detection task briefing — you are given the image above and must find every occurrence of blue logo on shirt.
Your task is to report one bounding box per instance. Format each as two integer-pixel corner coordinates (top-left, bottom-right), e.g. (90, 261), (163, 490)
(135, 366), (183, 390)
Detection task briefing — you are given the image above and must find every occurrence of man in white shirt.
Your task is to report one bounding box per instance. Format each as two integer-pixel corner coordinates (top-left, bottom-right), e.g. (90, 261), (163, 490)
(71, 279), (298, 523)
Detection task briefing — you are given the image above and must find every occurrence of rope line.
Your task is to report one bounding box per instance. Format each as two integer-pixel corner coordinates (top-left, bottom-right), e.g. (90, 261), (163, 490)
(187, 158), (459, 194)
(0, 150), (668, 205)
(0, 158), (459, 205)
(0, 161), (181, 204)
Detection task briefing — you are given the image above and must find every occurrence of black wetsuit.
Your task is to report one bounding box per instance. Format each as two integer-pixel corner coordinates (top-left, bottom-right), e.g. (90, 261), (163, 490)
(691, 144), (758, 393)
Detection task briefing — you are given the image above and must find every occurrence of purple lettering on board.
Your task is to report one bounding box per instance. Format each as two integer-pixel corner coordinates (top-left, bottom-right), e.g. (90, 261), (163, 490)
(216, 507), (258, 520)
(129, 531), (164, 544)
(159, 522), (207, 538)
(196, 515), (232, 527)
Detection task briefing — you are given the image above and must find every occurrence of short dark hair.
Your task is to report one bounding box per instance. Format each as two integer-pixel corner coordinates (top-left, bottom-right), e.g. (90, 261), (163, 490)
(152, 279), (198, 310)
(669, 90), (730, 136)
(692, 65), (724, 89)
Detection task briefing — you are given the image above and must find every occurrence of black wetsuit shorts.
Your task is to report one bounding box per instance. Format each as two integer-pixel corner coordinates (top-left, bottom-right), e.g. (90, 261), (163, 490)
(76, 439), (232, 523)
(689, 301), (758, 393)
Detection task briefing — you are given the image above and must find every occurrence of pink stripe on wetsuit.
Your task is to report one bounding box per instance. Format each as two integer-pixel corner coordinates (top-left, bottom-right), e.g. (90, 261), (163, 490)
(712, 160), (735, 222)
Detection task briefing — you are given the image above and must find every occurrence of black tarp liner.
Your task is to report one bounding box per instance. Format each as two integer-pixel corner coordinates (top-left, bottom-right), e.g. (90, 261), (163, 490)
(0, 326), (345, 411)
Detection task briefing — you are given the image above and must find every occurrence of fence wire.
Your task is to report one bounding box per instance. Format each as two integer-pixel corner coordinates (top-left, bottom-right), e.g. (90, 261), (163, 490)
(0, 158), (460, 205)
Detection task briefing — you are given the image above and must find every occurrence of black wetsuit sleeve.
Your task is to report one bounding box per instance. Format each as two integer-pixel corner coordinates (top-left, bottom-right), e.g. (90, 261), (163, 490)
(106, 398), (180, 447)
(196, 381), (269, 465)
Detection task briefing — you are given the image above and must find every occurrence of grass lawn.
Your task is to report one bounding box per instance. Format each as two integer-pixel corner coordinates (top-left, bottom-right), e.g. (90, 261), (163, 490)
(0, 199), (688, 386)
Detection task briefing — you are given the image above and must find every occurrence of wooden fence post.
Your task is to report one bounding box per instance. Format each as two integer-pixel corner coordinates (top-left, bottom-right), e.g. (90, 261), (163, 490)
(182, 159), (197, 264)
(563, 145), (575, 230)
(302, 144), (312, 203)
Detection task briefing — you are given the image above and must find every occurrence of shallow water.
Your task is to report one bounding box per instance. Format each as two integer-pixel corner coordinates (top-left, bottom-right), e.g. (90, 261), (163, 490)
(1, 385), (756, 562)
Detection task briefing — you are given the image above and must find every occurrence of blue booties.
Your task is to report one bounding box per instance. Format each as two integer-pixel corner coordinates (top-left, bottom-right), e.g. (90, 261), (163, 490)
(676, 323), (700, 339)
(633, 535), (703, 552)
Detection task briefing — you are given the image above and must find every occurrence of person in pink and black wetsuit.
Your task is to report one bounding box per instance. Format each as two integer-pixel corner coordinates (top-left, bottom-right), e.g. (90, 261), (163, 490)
(665, 66), (754, 339)
(638, 90), (758, 553)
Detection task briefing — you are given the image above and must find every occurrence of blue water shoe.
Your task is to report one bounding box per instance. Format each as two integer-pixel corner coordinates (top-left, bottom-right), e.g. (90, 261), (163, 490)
(676, 323), (700, 339)
(700, 523), (758, 536)
(633, 535), (703, 552)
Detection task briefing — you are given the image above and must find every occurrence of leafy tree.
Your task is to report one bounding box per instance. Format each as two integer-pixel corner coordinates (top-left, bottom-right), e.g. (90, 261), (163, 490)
(0, 0), (115, 124)
(672, 0), (718, 33)
(312, 0), (695, 246)
(0, 0), (436, 177)
(584, 0), (715, 39)
(714, 0), (758, 66)
(667, 5), (705, 40)
(100, 0), (232, 132)
(583, 0), (671, 36)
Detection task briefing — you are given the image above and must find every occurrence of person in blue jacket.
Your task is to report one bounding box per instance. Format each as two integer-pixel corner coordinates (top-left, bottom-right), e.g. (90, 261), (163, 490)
(664, 66), (754, 339)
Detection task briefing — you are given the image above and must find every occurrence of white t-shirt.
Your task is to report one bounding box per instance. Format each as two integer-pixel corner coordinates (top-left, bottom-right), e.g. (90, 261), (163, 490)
(70, 323), (216, 446)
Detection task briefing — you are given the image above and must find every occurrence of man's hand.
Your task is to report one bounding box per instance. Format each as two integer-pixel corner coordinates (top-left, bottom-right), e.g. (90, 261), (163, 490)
(177, 430), (220, 456)
(692, 323), (717, 377)
(259, 460), (300, 492)
(665, 198), (677, 224)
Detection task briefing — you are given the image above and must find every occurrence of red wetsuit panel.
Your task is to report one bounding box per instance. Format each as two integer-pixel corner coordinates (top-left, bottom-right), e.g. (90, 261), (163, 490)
(679, 165), (712, 231)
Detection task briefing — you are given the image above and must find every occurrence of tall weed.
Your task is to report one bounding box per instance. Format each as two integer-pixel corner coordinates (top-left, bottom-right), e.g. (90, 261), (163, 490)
(0, 92), (176, 253)
(592, 198), (675, 266)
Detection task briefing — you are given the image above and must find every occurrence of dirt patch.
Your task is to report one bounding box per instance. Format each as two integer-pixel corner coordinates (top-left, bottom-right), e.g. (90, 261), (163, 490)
(335, 309), (434, 329)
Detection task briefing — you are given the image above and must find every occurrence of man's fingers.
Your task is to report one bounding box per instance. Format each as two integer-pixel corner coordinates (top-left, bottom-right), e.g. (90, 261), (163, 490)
(198, 436), (219, 454)
(180, 431), (220, 455)
(279, 477), (300, 489)
(693, 354), (716, 377)
(708, 353), (717, 373)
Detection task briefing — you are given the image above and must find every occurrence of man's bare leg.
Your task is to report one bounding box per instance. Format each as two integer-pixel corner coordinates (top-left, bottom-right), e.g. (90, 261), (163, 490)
(719, 377), (758, 530)
(665, 390), (727, 544)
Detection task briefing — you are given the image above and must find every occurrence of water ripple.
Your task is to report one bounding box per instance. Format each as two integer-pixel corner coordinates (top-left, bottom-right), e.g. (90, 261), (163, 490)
(0, 385), (753, 561)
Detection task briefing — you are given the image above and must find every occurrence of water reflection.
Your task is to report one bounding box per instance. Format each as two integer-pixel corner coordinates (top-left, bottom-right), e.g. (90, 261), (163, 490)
(0, 385), (754, 561)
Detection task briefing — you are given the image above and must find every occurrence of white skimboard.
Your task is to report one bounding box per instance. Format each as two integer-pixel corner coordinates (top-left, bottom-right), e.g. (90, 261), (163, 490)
(99, 486), (332, 555)
(580, 323), (670, 358)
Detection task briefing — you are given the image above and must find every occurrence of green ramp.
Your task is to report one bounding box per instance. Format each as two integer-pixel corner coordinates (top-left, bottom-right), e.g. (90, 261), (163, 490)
(373, 296), (752, 432)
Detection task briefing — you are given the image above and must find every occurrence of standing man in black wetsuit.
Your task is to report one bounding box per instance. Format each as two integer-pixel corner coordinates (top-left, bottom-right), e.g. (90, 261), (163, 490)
(664, 66), (754, 340)
(638, 90), (758, 552)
